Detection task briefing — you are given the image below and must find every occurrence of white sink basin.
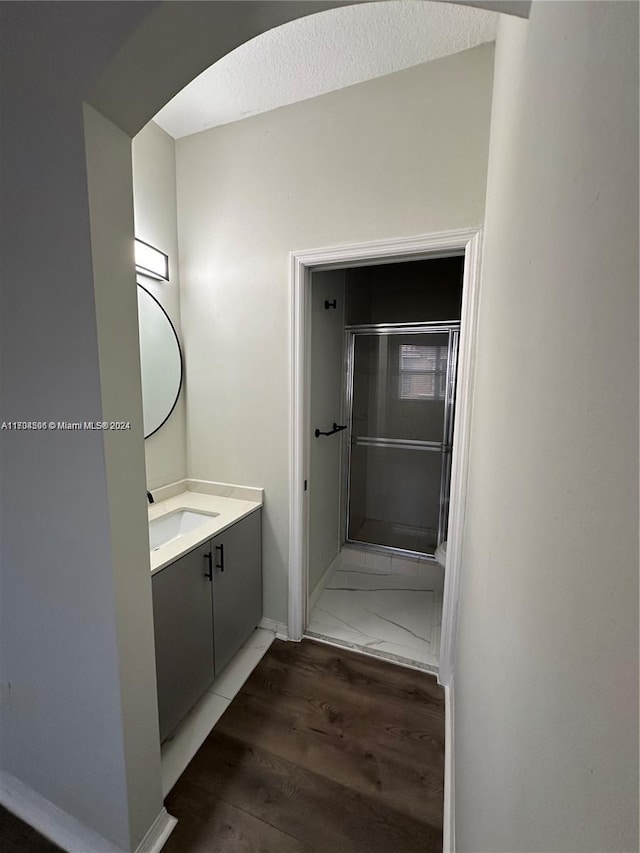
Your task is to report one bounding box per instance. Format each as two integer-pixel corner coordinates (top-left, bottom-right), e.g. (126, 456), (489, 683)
(149, 509), (219, 551)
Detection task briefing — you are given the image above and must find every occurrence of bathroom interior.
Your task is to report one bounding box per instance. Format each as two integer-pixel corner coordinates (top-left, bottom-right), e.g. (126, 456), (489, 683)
(305, 257), (464, 673)
(132, 0), (495, 801)
(2, 3), (636, 852)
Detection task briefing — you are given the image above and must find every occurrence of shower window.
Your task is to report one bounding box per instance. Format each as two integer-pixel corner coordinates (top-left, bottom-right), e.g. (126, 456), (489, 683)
(399, 344), (448, 401)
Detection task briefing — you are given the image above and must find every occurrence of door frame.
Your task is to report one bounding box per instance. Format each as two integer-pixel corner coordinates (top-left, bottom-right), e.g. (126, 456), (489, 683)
(288, 227), (483, 687)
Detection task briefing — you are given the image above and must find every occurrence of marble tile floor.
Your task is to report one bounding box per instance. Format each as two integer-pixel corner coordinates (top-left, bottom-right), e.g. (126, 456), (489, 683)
(306, 547), (444, 674)
(160, 626), (275, 796)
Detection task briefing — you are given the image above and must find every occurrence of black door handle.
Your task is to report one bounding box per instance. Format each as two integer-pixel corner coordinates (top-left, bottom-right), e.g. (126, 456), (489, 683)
(204, 551), (213, 581)
(215, 543), (225, 572)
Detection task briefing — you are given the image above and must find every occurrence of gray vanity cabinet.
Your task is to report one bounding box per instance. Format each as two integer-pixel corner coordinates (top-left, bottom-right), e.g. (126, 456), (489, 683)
(152, 509), (262, 742)
(152, 540), (215, 742)
(211, 509), (262, 674)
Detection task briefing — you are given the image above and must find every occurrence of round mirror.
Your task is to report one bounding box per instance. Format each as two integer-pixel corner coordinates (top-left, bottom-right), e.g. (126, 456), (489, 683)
(137, 284), (183, 439)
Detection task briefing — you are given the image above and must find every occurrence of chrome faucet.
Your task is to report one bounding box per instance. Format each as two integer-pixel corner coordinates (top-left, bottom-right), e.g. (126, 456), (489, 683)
(147, 490), (154, 504)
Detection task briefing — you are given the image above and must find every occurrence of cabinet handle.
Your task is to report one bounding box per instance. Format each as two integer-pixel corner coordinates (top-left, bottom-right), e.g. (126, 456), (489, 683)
(204, 551), (213, 581)
(215, 543), (224, 572)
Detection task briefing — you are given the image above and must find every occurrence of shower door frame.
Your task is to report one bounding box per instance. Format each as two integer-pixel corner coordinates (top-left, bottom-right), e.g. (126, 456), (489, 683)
(289, 227), (483, 692)
(343, 321), (460, 560)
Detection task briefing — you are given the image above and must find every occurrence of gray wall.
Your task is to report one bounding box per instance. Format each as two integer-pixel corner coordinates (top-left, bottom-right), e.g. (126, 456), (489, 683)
(176, 44), (495, 623)
(132, 121), (188, 490)
(0, 5), (163, 850)
(454, 5), (639, 850)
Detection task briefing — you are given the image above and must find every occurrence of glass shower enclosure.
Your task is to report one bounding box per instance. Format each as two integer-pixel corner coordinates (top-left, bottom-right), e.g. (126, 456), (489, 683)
(344, 322), (459, 558)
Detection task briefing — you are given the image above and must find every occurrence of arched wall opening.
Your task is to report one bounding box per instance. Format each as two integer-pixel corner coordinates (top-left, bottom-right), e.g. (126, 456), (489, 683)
(85, 2), (516, 844)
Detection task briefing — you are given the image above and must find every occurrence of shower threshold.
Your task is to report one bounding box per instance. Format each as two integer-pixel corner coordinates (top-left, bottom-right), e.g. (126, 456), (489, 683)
(347, 518), (439, 560)
(304, 631), (439, 676)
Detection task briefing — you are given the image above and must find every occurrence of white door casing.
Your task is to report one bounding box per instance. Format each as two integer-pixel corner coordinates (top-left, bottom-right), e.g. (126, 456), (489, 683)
(288, 227), (483, 688)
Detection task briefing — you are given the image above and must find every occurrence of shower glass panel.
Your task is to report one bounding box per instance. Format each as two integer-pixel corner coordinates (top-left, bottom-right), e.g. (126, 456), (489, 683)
(346, 325), (458, 556)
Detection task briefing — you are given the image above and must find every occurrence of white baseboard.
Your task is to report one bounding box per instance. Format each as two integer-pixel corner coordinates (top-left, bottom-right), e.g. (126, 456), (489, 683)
(135, 808), (177, 853)
(0, 771), (177, 853)
(308, 552), (341, 613)
(258, 617), (288, 640)
(443, 681), (455, 853)
(0, 771), (116, 852)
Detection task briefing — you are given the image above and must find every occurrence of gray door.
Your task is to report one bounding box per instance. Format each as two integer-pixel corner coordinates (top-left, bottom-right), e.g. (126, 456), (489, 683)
(152, 541), (215, 741)
(346, 325), (458, 556)
(212, 510), (262, 674)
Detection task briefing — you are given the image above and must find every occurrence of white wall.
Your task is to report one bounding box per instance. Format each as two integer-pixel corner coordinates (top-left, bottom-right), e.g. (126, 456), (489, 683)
(132, 121), (188, 490)
(84, 105), (164, 848)
(454, 5), (638, 851)
(176, 44), (495, 623)
(309, 270), (346, 594)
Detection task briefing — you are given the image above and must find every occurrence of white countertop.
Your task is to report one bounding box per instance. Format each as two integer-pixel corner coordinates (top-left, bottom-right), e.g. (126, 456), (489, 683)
(149, 490), (262, 575)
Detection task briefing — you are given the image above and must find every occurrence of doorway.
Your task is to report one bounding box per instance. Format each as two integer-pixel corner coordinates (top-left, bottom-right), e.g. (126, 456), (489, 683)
(289, 230), (481, 684)
(306, 257), (462, 673)
(289, 229), (481, 684)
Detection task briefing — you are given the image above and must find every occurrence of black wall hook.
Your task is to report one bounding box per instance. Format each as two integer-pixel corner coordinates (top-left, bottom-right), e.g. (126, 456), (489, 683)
(324, 299), (337, 310)
(315, 422), (347, 438)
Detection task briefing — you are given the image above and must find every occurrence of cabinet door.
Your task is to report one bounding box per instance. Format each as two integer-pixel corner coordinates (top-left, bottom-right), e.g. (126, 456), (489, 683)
(212, 510), (262, 674)
(152, 541), (215, 742)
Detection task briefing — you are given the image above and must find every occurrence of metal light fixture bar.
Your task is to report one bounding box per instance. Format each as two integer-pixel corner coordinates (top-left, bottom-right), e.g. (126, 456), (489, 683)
(135, 238), (169, 281)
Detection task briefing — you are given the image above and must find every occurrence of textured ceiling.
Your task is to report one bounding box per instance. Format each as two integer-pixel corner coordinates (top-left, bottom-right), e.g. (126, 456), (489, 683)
(154, 1), (498, 139)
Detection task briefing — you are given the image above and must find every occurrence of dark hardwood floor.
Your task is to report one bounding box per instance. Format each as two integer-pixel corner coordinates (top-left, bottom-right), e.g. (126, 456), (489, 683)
(164, 638), (445, 853)
(1, 639), (445, 853)
(0, 805), (61, 852)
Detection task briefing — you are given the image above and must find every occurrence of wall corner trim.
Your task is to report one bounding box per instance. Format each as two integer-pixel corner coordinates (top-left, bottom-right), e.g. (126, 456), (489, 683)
(443, 680), (456, 853)
(258, 617), (289, 641)
(134, 808), (178, 853)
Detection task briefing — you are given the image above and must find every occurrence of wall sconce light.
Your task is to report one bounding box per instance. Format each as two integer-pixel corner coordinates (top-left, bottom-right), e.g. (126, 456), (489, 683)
(135, 238), (169, 281)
